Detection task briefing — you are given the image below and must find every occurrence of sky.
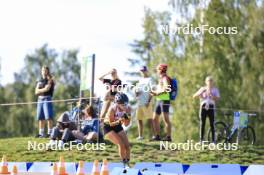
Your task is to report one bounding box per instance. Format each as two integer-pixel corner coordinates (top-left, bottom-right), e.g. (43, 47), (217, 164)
(0, 0), (168, 97)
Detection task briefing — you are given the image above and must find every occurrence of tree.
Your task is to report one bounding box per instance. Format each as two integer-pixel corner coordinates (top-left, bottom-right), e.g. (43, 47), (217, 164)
(128, 0), (264, 143)
(0, 44), (81, 137)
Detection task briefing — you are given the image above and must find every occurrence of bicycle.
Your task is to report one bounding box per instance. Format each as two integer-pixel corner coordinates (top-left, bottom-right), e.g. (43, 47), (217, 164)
(207, 111), (256, 145)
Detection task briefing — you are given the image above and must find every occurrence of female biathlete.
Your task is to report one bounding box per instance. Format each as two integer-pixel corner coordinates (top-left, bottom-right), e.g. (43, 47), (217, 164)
(103, 92), (131, 167)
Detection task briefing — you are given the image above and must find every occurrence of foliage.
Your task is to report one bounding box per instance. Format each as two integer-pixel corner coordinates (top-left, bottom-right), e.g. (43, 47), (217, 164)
(128, 0), (264, 143)
(0, 44), (81, 137)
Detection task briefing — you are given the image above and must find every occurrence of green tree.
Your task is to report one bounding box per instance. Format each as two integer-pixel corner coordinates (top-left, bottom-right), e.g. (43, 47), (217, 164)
(0, 44), (81, 137)
(129, 0), (264, 143)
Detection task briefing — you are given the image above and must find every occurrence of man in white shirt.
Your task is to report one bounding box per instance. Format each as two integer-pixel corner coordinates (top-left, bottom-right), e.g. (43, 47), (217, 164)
(135, 66), (154, 140)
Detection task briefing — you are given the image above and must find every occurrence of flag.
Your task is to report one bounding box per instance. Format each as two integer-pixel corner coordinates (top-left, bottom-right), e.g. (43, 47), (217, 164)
(80, 57), (92, 91)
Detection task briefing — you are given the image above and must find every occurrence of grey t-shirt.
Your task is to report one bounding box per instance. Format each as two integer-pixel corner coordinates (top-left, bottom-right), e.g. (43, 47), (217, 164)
(136, 77), (154, 107)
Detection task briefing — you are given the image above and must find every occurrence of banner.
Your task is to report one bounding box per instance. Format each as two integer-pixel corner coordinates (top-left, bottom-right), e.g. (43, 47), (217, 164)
(80, 57), (93, 91)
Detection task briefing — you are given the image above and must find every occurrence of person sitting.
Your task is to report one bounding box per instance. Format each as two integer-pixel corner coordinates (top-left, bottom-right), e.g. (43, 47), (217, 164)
(72, 105), (101, 143)
(48, 112), (77, 148)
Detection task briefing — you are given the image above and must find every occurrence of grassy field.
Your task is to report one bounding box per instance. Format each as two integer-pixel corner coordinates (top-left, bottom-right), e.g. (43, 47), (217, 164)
(0, 137), (263, 166)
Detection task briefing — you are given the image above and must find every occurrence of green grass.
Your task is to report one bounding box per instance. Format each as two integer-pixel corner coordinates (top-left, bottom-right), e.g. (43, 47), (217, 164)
(0, 137), (263, 165)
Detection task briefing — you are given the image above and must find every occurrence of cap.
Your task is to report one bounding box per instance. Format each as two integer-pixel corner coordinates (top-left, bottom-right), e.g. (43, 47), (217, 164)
(140, 66), (148, 72)
(157, 64), (168, 71)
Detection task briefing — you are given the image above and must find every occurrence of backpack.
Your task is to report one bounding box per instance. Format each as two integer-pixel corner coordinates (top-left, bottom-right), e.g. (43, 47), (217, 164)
(169, 77), (178, 100)
(163, 75), (178, 101)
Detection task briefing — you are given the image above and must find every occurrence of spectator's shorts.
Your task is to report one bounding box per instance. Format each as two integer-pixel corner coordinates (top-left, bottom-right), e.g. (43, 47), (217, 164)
(154, 100), (170, 115)
(36, 96), (53, 120)
(136, 105), (153, 120)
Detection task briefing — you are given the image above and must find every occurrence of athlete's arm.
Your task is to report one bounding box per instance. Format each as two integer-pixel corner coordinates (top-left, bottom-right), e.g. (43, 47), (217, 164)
(121, 107), (131, 126)
(106, 108), (121, 126)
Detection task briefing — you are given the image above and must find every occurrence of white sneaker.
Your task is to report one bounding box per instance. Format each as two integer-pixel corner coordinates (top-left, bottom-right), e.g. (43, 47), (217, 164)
(58, 140), (64, 149)
(136, 136), (144, 140)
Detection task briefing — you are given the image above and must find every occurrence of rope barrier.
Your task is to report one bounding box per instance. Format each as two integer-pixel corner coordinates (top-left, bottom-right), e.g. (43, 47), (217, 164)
(0, 97), (100, 106)
(175, 105), (263, 114)
(0, 96), (262, 114)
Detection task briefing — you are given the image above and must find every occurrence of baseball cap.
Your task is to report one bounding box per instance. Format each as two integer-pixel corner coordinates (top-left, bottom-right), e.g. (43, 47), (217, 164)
(140, 66), (148, 72)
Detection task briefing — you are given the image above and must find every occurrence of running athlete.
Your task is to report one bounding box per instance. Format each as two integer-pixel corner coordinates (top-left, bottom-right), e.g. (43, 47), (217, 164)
(103, 93), (131, 167)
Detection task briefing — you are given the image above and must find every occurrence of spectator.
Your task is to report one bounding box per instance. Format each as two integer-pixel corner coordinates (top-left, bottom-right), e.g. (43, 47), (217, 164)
(193, 76), (220, 143)
(150, 64), (172, 141)
(135, 66), (154, 140)
(99, 68), (122, 119)
(48, 112), (77, 148)
(35, 66), (55, 138)
(72, 105), (101, 143)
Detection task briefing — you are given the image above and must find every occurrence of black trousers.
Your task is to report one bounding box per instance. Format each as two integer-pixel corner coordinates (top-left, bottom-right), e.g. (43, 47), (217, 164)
(50, 127), (75, 142)
(199, 104), (215, 142)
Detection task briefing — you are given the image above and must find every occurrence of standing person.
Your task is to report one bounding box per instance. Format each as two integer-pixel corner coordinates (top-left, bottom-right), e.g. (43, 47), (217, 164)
(193, 76), (220, 143)
(135, 66), (154, 140)
(99, 68), (122, 119)
(150, 64), (172, 141)
(35, 66), (55, 138)
(103, 93), (131, 167)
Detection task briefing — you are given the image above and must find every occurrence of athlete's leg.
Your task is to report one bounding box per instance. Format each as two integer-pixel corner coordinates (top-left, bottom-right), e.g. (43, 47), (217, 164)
(105, 131), (126, 160)
(118, 130), (130, 160)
